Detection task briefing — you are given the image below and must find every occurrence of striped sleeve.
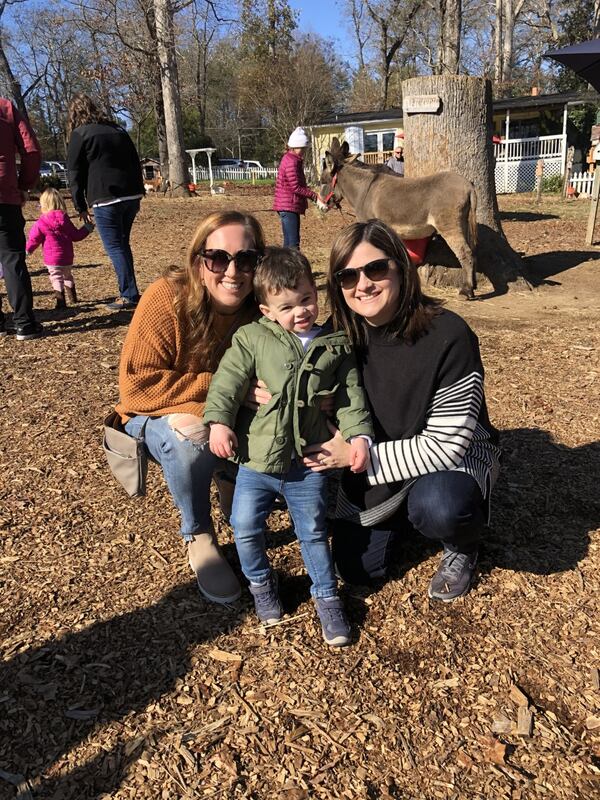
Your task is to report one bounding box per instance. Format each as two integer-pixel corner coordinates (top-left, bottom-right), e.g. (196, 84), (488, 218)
(366, 371), (483, 485)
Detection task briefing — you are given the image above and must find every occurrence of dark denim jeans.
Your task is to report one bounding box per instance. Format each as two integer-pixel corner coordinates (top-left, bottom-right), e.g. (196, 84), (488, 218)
(278, 211), (300, 248)
(94, 199), (141, 303)
(231, 463), (337, 598)
(0, 204), (36, 327)
(331, 470), (486, 585)
(124, 415), (217, 540)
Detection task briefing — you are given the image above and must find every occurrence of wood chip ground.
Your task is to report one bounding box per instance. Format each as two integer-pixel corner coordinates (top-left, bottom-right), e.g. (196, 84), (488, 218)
(1, 193), (599, 799)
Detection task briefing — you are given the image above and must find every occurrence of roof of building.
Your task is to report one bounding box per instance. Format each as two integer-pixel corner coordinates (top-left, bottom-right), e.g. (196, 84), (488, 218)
(493, 90), (599, 110)
(314, 108), (404, 127)
(312, 90), (599, 128)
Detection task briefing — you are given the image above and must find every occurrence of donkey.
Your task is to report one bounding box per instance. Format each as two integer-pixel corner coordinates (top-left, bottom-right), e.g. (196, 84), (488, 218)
(320, 138), (478, 299)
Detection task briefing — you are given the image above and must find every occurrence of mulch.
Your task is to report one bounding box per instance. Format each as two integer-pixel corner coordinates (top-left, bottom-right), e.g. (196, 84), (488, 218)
(0, 193), (599, 799)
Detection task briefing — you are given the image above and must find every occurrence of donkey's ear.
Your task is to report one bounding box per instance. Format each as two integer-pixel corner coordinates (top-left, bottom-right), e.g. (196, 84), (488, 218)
(340, 141), (350, 157)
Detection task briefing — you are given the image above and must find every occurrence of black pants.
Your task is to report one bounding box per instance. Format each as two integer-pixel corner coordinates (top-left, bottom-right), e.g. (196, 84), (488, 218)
(331, 470), (486, 585)
(0, 204), (35, 327)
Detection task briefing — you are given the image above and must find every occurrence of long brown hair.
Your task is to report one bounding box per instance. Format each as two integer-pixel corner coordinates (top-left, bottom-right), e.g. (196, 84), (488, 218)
(67, 94), (115, 135)
(164, 211), (265, 367)
(327, 219), (442, 347)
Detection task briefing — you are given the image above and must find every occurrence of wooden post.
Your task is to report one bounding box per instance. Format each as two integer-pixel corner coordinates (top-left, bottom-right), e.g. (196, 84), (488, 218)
(535, 159), (544, 205)
(563, 146), (574, 197)
(585, 168), (600, 246)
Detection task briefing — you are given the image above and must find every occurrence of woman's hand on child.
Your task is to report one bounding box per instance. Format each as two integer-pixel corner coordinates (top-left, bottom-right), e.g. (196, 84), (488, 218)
(349, 437), (370, 473)
(244, 378), (272, 411)
(209, 423), (238, 458)
(302, 421), (352, 472)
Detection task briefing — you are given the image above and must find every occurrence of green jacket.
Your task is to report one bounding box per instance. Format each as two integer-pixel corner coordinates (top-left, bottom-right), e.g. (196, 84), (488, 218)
(203, 317), (373, 473)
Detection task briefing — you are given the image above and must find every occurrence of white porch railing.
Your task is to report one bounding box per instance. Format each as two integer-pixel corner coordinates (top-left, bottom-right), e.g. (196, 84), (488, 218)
(194, 167), (277, 182)
(494, 134), (566, 194)
(569, 170), (595, 195)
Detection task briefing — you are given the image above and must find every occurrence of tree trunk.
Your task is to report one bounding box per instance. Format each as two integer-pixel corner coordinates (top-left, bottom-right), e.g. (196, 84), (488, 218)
(0, 35), (28, 119)
(402, 74), (530, 294)
(493, 0), (502, 88)
(152, 60), (169, 184)
(440, 0), (461, 74)
(154, 0), (189, 197)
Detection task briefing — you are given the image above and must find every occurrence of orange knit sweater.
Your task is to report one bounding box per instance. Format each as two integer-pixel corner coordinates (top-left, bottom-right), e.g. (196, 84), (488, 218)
(116, 277), (256, 423)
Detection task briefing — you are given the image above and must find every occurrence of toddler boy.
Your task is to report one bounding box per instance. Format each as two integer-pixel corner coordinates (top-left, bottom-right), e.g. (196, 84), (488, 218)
(203, 247), (372, 646)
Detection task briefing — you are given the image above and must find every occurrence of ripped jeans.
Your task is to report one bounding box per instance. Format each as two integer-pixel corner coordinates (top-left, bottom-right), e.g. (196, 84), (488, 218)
(124, 414), (215, 540)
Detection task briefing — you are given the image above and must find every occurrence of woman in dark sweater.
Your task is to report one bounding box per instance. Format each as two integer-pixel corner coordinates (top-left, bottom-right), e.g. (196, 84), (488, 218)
(304, 219), (501, 601)
(66, 94), (144, 310)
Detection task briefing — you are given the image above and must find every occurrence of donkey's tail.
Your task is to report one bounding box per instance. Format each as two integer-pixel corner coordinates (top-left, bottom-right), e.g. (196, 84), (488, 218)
(467, 184), (478, 250)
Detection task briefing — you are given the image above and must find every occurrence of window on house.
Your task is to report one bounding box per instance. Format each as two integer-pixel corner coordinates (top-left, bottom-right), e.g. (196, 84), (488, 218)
(382, 132), (395, 150)
(364, 133), (378, 152)
(364, 130), (397, 152)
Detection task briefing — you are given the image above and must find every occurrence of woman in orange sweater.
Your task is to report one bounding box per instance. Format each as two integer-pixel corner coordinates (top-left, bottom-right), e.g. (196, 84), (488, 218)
(116, 211), (264, 603)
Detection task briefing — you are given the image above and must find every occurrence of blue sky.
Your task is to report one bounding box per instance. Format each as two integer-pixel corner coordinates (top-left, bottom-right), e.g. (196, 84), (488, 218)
(289, 0), (356, 62)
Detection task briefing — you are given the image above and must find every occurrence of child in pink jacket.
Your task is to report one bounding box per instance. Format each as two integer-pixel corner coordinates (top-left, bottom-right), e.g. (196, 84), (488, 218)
(26, 188), (94, 309)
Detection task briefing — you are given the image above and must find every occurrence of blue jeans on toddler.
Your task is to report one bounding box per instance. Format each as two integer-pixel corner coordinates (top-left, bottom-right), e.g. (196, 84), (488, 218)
(124, 414), (216, 540)
(231, 462), (337, 599)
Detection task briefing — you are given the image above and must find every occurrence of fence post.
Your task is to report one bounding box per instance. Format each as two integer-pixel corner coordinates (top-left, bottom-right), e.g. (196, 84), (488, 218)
(535, 159), (544, 204)
(585, 169), (600, 245)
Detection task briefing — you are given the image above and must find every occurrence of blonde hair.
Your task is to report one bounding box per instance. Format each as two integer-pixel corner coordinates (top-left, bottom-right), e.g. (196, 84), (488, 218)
(164, 211), (265, 366)
(40, 188), (67, 214)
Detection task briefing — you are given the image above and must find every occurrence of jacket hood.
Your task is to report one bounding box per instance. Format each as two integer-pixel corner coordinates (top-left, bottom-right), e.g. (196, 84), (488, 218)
(39, 209), (69, 232)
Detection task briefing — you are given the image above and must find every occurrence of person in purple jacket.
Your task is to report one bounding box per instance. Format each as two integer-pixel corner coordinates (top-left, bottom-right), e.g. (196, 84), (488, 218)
(273, 127), (328, 249)
(26, 188), (93, 309)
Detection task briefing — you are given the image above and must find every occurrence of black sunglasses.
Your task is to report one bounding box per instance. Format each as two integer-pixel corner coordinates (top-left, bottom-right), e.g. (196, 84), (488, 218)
(200, 248), (261, 274)
(334, 258), (392, 290)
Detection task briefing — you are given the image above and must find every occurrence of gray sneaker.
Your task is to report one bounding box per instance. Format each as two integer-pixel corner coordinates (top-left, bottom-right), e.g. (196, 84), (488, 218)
(249, 574), (283, 625)
(314, 596), (351, 647)
(428, 547), (478, 602)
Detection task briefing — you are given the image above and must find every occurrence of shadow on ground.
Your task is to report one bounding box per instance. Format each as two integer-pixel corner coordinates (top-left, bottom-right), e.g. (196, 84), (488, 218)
(499, 211), (560, 222)
(0, 583), (246, 798)
(524, 249), (600, 281)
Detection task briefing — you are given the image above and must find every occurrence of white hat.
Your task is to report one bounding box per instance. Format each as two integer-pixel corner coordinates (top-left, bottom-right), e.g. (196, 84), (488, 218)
(394, 128), (404, 147)
(288, 127), (309, 148)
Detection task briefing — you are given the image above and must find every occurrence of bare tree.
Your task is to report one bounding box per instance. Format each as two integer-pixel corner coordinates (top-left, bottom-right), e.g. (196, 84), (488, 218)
(0, 0), (31, 116)
(365, 0), (423, 108)
(438, 0), (461, 73)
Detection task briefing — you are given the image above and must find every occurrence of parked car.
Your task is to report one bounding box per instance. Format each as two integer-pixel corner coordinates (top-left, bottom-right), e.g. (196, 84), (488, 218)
(243, 160), (265, 170)
(39, 160), (68, 187)
(215, 158), (244, 169)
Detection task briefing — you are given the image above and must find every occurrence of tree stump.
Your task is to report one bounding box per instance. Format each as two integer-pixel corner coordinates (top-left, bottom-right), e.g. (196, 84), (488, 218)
(402, 75), (531, 295)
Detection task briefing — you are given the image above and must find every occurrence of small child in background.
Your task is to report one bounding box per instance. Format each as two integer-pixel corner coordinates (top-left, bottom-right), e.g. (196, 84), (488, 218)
(203, 247), (373, 647)
(26, 188), (93, 309)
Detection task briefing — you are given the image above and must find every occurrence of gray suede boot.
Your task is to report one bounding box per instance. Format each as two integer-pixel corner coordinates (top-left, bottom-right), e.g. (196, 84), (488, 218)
(188, 528), (241, 604)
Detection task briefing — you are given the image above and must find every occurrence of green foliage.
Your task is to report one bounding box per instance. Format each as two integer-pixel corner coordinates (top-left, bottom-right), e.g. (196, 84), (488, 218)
(554, 0), (597, 93)
(541, 175), (563, 194)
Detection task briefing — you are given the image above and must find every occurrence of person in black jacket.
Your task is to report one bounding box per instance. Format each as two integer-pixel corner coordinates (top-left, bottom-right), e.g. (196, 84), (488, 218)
(303, 219), (501, 602)
(66, 94), (144, 310)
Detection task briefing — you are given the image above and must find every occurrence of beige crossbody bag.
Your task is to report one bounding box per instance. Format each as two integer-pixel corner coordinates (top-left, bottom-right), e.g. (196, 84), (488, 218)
(102, 411), (149, 498)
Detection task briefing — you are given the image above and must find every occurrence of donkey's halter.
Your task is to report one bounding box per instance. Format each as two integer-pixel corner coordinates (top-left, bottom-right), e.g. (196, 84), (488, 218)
(320, 172), (341, 208)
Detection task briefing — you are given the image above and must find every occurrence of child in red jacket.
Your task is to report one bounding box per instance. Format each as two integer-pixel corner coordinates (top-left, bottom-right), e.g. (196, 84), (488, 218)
(26, 188), (94, 309)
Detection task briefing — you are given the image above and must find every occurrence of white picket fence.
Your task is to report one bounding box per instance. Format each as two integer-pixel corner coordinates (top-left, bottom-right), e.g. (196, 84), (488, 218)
(194, 167), (278, 182)
(569, 170), (595, 195)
